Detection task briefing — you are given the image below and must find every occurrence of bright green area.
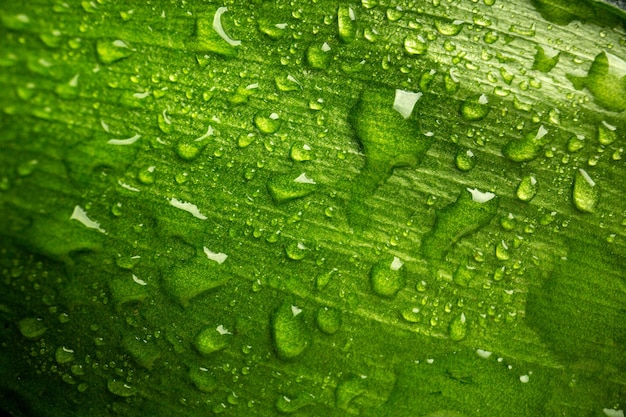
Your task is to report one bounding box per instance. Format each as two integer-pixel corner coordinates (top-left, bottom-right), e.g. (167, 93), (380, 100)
(0, 0), (625, 416)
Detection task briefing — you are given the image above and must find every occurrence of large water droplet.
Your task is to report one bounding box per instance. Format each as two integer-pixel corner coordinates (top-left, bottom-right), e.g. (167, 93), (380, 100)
(96, 39), (133, 64)
(421, 188), (499, 260)
(460, 94), (490, 121)
(338, 6), (357, 43)
(435, 18), (464, 36)
(267, 173), (318, 203)
(55, 346), (75, 364)
(194, 325), (232, 355)
(306, 43), (332, 70)
(569, 51), (626, 112)
(162, 257), (230, 307)
(369, 256), (406, 298)
(107, 379), (136, 397)
(502, 125), (550, 162)
(598, 121), (617, 145)
(271, 303), (310, 360)
(192, 8), (240, 57)
(404, 34), (428, 55)
(572, 169), (599, 213)
(254, 112), (281, 134)
(532, 45), (560, 73)
(18, 317), (47, 339)
(189, 367), (218, 393)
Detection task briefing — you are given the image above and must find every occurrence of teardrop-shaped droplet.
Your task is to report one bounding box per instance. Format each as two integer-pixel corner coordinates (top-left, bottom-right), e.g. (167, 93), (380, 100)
(572, 169), (599, 213)
(271, 303), (310, 360)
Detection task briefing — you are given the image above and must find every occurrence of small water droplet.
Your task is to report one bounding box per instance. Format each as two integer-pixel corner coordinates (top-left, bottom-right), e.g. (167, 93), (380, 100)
(316, 306), (342, 334)
(516, 174), (538, 202)
(285, 242), (307, 260)
(369, 256), (406, 298)
(455, 149), (476, 172)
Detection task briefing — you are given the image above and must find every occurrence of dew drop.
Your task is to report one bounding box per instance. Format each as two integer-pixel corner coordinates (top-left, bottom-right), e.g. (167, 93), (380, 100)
(516, 174), (538, 202)
(306, 43), (332, 70)
(455, 149), (476, 172)
(502, 125), (550, 162)
(267, 173), (318, 203)
(189, 367), (217, 393)
(18, 317), (47, 339)
(369, 256), (406, 298)
(194, 325), (232, 355)
(460, 94), (490, 121)
(404, 34), (428, 55)
(572, 168), (599, 213)
(338, 6), (357, 43)
(96, 39), (133, 64)
(532, 45), (560, 73)
(316, 306), (342, 334)
(107, 379), (136, 397)
(271, 303), (310, 360)
(449, 313), (467, 341)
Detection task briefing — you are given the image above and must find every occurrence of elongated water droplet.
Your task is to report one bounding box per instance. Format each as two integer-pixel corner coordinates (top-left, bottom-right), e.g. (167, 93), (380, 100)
(449, 313), (468, 341)
(338, 6), (357, 43)
(422, 188), (499, 260)
(598, 121), (617, 145)
(107, 380), (136, 397)
(572, 169), (599, 213)
(370, 256), (406, 298)
(271, 303), (310, 360)
(347, 88), (431, 230)
(192, 8), (239, 57)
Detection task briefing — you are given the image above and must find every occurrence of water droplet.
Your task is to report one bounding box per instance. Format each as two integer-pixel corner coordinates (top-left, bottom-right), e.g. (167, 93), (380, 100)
(55, 346), (75, 364)
(258, 19), (287, 39)
(400, 307), (421, 323)
(347, 88), (431, 230)
(254, 112), (281, 134)
(335, 375), (368, 413)
(435, 19), (464, 36)
(290, 142), (314, 161)
(162, 257), (230, 307)
(18, 317), (47, 339)
(404, 34), (428, 55)
(96, 39), (133, 64)
(460, 94), (490, 121)
(194, 325), (232, 355)
(316, 306), (342, 334)
(137, 166), (156, 185)
(285, 242), (307, 260)
(454, 264), (475, 287)
(516, 174), (538, 202)
(17, 159), (38, 176)
(267, 173), (318, 203)
(338, 6), (357, 43)
(107, 379), (136, 397)
(495, 240), (511, 261)
(271, 303), (310, 360)
(569, 51), (626, 112)
(369, 256), (406, 298)
(175, 142), (202, 161)
(502, 125), (550, 162)
(306, 43), (332, 70)
(532, 45), (560, 73)
(275, 395), (314, 413)
(316, 269), (336, 290)
(572, 168), (599, 213)
(598, 121), (617, 145)
(455, 149), (476, 171)
(449, 313), (467, 341)
(189, 367), (217, 393)
(422, 188), (499, 260)
(192, 8), (240, 58)
(567, 134), (586, 152)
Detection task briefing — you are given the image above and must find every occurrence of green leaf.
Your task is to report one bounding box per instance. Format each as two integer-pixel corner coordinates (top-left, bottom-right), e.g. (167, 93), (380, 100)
(1, 0), (625, 416)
